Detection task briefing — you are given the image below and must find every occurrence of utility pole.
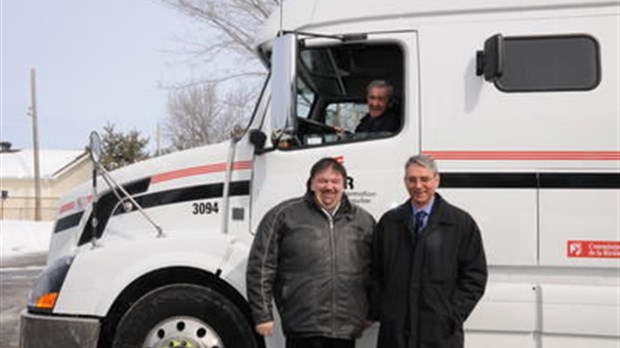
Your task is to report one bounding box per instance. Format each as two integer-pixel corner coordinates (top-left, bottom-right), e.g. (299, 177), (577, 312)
(29, 68), (42, 221)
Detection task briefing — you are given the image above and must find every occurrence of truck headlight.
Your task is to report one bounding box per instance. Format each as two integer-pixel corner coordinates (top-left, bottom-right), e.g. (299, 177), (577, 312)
(27, 255), (74, 313)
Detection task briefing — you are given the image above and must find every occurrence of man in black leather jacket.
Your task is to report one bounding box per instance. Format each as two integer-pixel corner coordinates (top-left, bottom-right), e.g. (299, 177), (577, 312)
(246, 158), (375, 348)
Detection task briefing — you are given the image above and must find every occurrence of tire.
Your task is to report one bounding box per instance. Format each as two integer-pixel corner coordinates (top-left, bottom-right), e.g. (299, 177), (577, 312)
(111, 283), (257, 348)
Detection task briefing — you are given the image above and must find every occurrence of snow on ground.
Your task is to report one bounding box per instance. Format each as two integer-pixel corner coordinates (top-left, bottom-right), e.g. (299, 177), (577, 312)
(0, 220), (52, 258)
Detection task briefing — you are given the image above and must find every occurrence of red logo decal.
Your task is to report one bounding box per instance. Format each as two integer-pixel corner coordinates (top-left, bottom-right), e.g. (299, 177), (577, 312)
(567, 240), (620, 258)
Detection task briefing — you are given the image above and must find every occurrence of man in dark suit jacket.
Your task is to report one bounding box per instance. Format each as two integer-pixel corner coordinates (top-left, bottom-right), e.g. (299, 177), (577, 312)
(371, 154), (487, 348)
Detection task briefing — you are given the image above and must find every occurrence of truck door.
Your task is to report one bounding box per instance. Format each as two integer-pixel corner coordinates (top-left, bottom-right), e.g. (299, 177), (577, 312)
(250, 32), (419, 231)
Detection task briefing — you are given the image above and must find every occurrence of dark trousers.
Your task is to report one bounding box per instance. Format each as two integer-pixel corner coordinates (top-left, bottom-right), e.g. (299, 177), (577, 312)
(286, 337), (355, 348)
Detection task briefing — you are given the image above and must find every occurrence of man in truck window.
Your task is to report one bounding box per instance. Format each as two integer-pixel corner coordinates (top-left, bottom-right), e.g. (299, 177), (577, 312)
(354, 80), (400, 133)
(246, 157), (375, 348)
(370, 154), (488, 348)
(335, 80), (400, 137)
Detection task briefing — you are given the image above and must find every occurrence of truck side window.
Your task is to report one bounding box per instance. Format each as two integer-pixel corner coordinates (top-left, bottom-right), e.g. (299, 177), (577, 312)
(297, 79), (315, 119)
(289, 42), (404, 148)
(325, 101), (368, 132)
(496, 35), (600, 92)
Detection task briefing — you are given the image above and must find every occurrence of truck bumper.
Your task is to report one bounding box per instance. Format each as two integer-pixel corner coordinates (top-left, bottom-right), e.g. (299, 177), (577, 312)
(19, 310), (101, 348)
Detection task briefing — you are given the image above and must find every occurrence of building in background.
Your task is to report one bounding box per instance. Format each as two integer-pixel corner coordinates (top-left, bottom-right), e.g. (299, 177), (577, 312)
(0, 142), (91, 220)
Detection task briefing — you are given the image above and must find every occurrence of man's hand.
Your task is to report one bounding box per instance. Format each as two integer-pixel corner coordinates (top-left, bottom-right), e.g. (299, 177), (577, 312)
(255, 321), (274, 336)
(333, 126), (352, 138)
(363, 319), (375, 329)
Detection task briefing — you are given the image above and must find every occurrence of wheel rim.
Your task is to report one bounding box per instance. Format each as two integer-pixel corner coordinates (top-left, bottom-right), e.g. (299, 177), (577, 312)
(143, 316), (225, 348)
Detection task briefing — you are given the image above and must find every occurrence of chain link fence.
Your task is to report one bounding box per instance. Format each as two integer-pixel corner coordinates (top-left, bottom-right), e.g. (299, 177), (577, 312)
(0, 195), (59, 221)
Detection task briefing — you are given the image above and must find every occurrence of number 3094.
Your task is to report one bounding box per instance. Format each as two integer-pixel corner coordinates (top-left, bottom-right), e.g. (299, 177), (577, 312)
(192, 201), (219, 215)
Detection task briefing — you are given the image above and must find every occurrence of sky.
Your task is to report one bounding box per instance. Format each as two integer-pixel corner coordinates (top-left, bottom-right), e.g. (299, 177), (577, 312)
(1, 0), (211, 152)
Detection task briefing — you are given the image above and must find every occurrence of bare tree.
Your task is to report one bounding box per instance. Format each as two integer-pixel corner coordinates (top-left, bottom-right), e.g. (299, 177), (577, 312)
(220, 85), (255, 139)
(159, 0), (279, 151)
(161, 0), (279, 87)
(164, 83), (254, 150)
(164, 84), (220, 150)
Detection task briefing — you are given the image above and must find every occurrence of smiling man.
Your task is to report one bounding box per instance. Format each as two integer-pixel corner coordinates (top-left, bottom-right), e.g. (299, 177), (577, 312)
(354, 80), (400, 134)
(370, 154), (488, 348)
(247, 158), (376, 348)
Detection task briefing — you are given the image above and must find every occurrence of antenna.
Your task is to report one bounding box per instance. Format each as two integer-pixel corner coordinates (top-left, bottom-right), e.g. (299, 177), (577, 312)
(279, 0), (283, 35)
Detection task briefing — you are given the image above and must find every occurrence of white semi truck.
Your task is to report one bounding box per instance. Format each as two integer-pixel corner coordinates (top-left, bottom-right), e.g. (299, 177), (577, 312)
(20, 0), (619, 347)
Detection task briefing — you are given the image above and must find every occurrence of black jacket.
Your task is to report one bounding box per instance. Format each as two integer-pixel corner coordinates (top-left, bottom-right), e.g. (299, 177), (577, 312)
(246, 193), (375, 338)
(370, 194), (487, 348)
(355, 110), (400, 134)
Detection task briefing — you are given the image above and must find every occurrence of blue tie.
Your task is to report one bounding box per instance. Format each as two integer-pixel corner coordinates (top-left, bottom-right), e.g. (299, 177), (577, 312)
(414, 211), (427, 235)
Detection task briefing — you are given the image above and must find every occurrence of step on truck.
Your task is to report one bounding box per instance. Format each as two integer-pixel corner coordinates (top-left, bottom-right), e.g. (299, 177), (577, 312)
(20, 0), (620, 347)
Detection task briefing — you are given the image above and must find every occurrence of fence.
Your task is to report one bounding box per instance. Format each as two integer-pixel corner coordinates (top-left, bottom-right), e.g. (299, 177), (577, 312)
(0, 196), (59, 221)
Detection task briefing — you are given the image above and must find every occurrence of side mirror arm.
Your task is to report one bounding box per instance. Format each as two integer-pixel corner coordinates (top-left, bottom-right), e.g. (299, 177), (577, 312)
(249, 129), (276, 155)
(476, 33), (504, 81)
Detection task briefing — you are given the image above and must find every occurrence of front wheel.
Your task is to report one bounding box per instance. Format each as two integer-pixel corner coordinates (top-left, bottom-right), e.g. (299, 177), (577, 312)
(111, 284), (257, 348)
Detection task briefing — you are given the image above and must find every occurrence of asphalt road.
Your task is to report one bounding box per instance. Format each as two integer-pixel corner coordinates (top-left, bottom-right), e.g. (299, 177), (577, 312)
(0, 253), (47, 348)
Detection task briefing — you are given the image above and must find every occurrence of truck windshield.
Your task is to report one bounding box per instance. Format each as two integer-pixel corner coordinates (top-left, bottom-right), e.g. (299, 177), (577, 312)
(244, 73), (271, 136)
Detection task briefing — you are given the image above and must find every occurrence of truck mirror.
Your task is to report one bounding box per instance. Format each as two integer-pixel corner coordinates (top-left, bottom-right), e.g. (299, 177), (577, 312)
(87, 131), (102, 247)
(88, 131), (102, 164)
(476, 34), (504, 81)
(249, 129), (267, 154)
(271, 33), (298, 136)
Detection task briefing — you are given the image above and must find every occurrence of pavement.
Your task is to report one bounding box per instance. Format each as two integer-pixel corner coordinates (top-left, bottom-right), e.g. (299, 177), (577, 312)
(0, 252), (47, 348)
(0, 252), (48, 269)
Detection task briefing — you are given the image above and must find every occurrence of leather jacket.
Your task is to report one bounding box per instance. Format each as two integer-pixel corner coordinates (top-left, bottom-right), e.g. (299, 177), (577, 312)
(246, 192), (375, 338)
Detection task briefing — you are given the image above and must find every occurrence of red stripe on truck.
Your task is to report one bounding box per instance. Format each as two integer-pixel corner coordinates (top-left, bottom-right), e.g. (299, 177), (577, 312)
(423, 151), (620, 161)
(151, 160), (253, 184)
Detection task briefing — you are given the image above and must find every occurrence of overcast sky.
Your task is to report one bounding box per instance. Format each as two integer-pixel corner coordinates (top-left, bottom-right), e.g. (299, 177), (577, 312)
(1, 0), (210, 151)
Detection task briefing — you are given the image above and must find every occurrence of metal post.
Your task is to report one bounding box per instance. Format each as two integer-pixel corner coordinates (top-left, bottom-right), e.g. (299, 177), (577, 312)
(30, 68), (42, 221)
(0, 190), (8, 220)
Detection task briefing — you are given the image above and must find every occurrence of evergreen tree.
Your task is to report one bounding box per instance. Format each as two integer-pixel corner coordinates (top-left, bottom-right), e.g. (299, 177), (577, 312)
(100, 123), (150, 170)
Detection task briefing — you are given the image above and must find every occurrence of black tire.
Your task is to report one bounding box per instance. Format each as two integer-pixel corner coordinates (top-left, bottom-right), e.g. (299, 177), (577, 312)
(111, 283), (257, 348)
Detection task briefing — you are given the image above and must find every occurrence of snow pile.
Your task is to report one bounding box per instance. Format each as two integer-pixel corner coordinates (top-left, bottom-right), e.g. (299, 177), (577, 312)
(0, 220), (52, 257)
